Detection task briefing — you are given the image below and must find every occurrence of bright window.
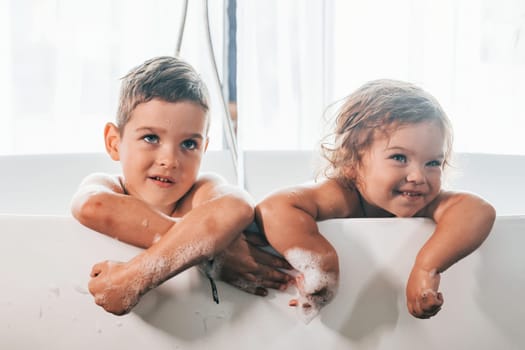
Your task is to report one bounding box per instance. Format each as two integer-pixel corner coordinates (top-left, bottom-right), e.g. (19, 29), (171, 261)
(237, 0), (525, 155)
(1, 0), (524, 156)
(0, 0), (227, 155)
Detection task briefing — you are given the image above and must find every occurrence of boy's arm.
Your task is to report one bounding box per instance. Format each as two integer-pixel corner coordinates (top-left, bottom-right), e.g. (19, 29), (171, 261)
(406, 191), (496, 318)
(73, 171), (255, 263)
(71, 173), (176, 248)
(213, 230), (293, 296)
(72, 173), (292, 294)
(256, 179), (358, 316)
(86, 172), (256, 315)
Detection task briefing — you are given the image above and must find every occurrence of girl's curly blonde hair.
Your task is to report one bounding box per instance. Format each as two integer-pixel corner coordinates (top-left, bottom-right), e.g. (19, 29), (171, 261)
(320, 79), (453, 187)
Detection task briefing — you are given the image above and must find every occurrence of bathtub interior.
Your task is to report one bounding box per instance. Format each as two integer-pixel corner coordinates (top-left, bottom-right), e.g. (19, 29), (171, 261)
(0, 151), (524, 349)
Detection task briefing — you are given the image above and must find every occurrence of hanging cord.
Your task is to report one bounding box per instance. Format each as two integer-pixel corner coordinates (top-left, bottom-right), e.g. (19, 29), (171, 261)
(174, 0), (188, 56)
(203, 0), (240, 174)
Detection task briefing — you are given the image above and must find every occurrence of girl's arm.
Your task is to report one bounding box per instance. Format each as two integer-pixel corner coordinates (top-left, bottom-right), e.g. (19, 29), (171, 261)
(406, 191), (496, 318)
(256, 179), (359, 319)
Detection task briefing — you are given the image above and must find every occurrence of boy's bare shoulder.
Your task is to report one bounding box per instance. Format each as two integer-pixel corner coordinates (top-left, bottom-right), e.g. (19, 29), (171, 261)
(176, 171), (250, 212)
(194, 171), (228, 186)
(77, 172), (124, 194)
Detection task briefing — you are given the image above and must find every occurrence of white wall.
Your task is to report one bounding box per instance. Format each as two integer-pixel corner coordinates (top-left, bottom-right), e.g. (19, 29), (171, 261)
(0, 215), (523, 349)
(0, 151), (236, 215)
(244, 151), (525, 216)
(1, 151), (523, 216)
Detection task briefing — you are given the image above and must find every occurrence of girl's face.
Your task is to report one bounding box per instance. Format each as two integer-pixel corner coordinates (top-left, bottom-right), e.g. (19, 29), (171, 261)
(354, 121), (445, 217)
(109, 99), (208, 215)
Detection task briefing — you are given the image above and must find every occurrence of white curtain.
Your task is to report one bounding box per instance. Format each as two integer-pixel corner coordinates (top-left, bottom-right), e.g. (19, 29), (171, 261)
(0, 0), (226, 155)
(1, 0), (524, 155)
(237, 0), (525, 155)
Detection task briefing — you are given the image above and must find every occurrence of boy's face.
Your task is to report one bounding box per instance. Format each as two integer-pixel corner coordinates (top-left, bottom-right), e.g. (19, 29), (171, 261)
(354, 121), (445, 217)
(106, 99), (208, 215)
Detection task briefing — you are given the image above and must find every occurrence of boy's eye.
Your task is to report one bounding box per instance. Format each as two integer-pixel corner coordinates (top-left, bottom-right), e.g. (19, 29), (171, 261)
(143, 134), (160, 144)
(390, 154), (407, 163)
(427, 160), (443, 167)
(181, 139), (197, 150)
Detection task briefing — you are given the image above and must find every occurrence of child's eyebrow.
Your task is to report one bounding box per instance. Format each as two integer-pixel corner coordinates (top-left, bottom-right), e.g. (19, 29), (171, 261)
(135, 127), (204, 140)
(135, 127), (160, 134)
(180, 133), (205, 140)
(385, 146), (444, 159)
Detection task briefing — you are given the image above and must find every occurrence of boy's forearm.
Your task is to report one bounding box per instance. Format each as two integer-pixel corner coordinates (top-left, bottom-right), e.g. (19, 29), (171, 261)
(130, 194), (254, 288)
(415, 195), (496, 273)
(73, 191), (175, 248)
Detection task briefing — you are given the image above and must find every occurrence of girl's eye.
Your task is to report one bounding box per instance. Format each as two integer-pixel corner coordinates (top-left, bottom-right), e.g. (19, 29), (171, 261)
(143, 134), (159, 144)
(391, 154), (407, 163)
(427, 160), (443, 167)
(181, 139), (197, 150)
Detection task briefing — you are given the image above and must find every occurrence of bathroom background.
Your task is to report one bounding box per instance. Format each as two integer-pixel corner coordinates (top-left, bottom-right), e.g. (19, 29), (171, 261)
(0, 0), (523, 157)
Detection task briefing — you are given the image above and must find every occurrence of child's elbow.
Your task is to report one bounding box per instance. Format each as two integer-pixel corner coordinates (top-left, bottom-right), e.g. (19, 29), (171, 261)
(484, 201), (497, 227)
(233, 196), (255, 225)
(257, 193), (291, 221)
(71, 192), (111, 228)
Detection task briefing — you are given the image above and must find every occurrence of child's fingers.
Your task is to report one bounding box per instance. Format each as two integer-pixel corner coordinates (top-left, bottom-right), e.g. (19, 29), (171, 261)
(243, 230), (268, 246)
(258, 265), (293, 283)
(241, 271), (290, 292)
(90, 263), (104, 278)
(423, 292), (444, 316)
(410, 291), (444, 319)
(249, 246), (293, 270)
(228, 279), (268, 296)
(421, 290), (443, 311)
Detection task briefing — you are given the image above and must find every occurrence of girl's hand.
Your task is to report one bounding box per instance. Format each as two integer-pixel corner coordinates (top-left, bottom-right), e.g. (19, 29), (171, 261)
(406, 265), (444, 319)
(288, 268), (338, 324)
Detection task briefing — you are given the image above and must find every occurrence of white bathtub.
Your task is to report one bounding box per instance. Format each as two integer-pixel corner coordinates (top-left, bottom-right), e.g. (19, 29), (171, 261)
(0, 151), (524, 349)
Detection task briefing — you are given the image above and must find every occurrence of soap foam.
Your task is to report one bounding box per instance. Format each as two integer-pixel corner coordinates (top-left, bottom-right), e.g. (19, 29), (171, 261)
(284, 248), (338, 323)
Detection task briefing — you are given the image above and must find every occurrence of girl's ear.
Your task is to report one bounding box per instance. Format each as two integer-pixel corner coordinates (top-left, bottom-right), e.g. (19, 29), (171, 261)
(104, 122), (121, 161)
(343, 163), (358, 183)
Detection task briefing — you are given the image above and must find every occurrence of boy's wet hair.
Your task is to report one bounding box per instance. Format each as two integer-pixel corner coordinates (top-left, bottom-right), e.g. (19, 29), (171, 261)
(321, 79), (453, 186)
(116, 56), (210, 132)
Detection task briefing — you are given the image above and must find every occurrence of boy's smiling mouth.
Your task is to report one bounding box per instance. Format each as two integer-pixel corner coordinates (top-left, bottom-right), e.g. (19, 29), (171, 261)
(149, 175), (175, 186)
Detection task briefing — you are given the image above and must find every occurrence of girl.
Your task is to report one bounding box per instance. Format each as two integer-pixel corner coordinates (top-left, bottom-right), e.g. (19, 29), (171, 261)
(256, 79), (496, 320)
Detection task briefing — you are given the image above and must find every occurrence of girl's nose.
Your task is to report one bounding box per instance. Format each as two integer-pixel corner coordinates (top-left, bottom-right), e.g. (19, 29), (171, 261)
(406, 166), (425, 184)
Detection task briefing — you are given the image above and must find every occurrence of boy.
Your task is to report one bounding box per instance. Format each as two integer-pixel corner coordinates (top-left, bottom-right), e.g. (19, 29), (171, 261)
(71, 56), (290, 315)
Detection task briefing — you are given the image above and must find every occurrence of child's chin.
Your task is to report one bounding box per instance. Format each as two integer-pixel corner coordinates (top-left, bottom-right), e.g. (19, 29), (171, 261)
(391, 208), (420, 218)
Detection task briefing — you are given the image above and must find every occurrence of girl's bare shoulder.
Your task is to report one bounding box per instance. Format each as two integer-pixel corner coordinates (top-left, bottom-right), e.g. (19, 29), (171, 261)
(298, 178), (361, 220)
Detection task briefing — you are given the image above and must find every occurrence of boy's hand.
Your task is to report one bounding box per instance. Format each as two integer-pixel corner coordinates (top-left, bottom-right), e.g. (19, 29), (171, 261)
(406, 266), (444, 319)
(215, 231), (293, 296)
(88, 260), (143, 316)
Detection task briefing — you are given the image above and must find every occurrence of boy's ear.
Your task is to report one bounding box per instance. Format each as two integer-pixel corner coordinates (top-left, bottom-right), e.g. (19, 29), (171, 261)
(104, 122), (121, 161)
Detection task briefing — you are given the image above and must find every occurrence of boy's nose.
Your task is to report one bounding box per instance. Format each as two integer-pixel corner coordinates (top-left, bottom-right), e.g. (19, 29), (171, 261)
(157, 150), (179, 168)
